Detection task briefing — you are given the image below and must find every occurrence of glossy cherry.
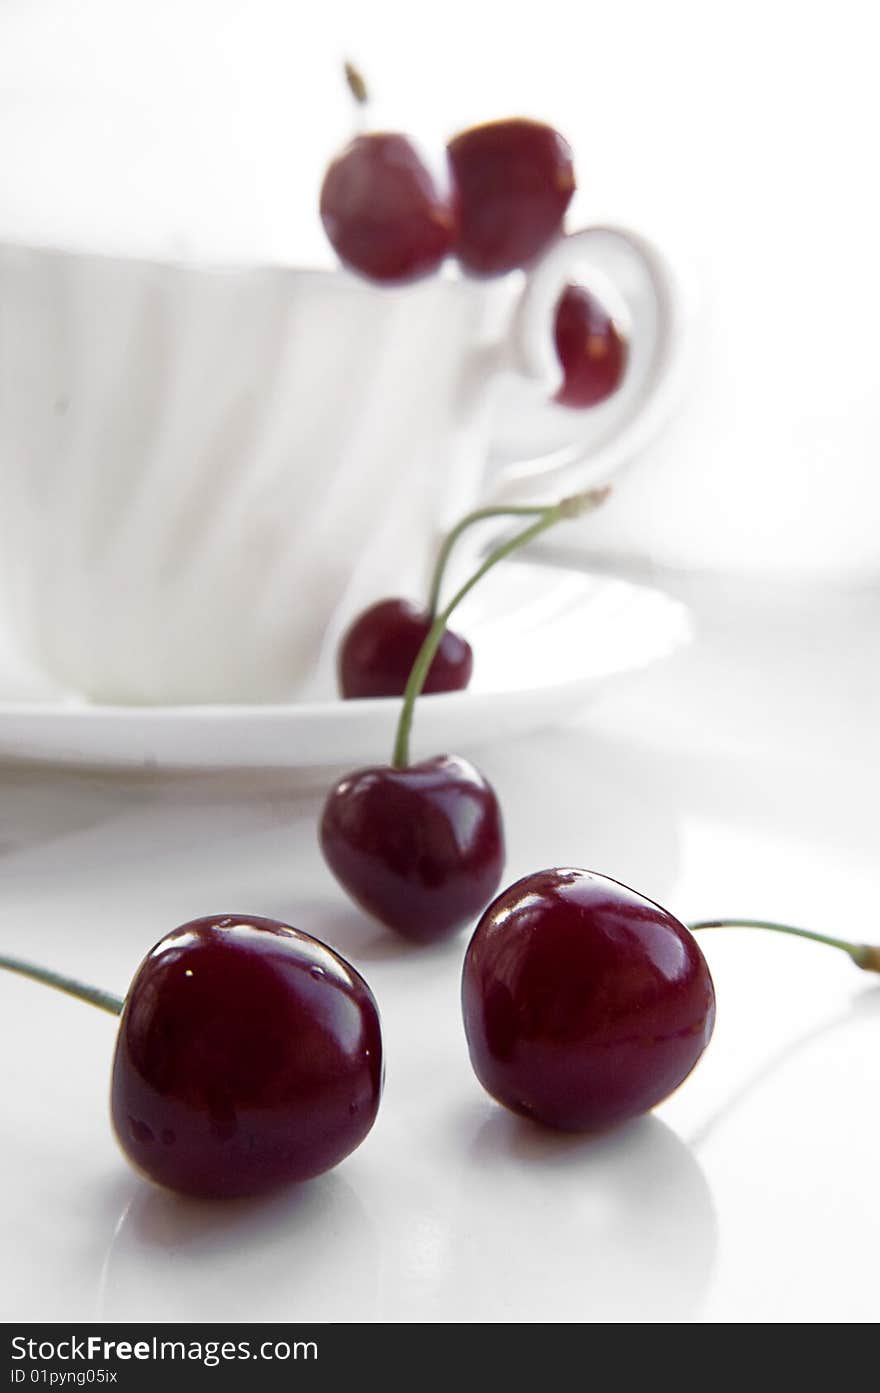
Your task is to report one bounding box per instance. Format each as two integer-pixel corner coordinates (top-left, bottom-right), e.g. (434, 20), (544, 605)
(336, 492), (607, 704)
(336, 499), (552, 701)
(338, 599), (473, 699)
(447, 118), (575, 276)
(321, 756), (504, 943)
(462, 869), (716, 1131)
(320, 133), (456, 284)
(109, 915), (383, 1197)
(322, 491), (610, 941)
(554, 284), (628, 408)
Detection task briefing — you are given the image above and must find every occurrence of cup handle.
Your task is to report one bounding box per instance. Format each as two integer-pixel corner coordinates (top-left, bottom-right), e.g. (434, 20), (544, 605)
(481, 223), (685, 505)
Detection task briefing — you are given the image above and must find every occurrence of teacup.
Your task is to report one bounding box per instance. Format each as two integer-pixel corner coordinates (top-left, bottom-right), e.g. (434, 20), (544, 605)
(0, 227), (682, 704)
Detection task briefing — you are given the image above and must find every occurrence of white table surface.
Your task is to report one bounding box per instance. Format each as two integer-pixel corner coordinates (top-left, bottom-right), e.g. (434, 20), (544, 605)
(1, 569), (876, 1325)
(1, 0), (879, 1326)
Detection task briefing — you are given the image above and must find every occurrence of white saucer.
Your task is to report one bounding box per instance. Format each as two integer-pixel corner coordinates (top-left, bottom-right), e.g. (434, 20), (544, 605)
(0, 563), (690, 770)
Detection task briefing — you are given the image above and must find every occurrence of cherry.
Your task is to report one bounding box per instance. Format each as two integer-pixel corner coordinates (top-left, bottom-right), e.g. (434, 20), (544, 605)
(447, 118), (575, 276)
(321, 755), (504, 943)
(462, 869), (716, 1131)
(320, 134), (456, 284)
(554, 284), (628, 408)
(1, 917), (383, 1199)
(322, 490), (610, 940)
(337, 497), (580, 701)
(338, 599), (473, 700)
(463, 871), (880, 1133)
(320, 62), (455, 284)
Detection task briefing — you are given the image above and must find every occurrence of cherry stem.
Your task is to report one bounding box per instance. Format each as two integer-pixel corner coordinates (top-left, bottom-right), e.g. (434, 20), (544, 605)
(426, 503), (551, 619)
(687, 919), (880, 973)
(344, 61), (369, 107)
(0, 953), (124, 1015)
(391, 486), (610, 769)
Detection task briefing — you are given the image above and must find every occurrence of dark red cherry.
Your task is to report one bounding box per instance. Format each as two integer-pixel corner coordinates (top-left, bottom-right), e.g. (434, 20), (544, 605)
(338, 598), (473, 699)
(320, 755), (504, 943)
(462, 869), (715, 1131)
(111, 915), (383, 1198)
(447, 118), (575, 276)
(320, 133), (456, 284)
(554, 285), (628, 408)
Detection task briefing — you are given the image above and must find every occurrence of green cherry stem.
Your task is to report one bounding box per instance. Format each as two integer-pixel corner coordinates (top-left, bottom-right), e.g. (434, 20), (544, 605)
(392, 485), (610, 769)
(687, 919), (880, 973)
(0, 953), (124, 1015)
(426, 503), (552, 619)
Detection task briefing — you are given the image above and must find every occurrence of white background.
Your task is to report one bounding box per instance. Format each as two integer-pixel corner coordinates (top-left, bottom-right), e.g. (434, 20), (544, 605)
(2, 0), (880, 578)
(0, 0), (878, 1326)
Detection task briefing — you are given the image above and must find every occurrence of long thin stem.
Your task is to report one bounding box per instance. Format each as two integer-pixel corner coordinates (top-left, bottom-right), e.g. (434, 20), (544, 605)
(392, 486), (610, 769)
(688, 919), (880, 973)
(0, 954), (124, 1014)
(426, 504), (549, 619)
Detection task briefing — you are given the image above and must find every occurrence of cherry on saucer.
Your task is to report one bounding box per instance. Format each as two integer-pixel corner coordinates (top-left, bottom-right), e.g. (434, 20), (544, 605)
(338, 598), (473, 700)
(337, 490), (606, 703)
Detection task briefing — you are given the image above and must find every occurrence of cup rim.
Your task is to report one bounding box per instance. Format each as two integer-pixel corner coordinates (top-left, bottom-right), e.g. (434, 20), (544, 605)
(0, 232), (495, 296)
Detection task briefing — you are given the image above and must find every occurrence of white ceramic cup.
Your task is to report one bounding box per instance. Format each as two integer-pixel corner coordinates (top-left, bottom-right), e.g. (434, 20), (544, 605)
(0, 228), (682, 704)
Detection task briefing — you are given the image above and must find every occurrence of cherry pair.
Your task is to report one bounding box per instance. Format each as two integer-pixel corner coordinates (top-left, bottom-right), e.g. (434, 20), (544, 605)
(320, 87), (574, 283)
(319, 68), (626, 409)
(3, 884), (876, 1203)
